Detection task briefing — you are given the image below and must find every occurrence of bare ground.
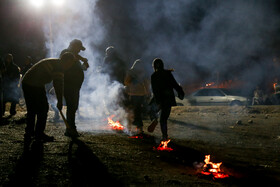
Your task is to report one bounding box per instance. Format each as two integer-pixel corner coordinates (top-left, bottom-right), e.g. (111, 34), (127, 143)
(0, 105), (280, 186)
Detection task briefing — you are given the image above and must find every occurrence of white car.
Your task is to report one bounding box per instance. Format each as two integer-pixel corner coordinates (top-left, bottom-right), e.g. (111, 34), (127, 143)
(186, 88), (250, 106)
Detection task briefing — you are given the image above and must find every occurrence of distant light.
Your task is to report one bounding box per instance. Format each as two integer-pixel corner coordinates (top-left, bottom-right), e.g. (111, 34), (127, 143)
(51, 0), (65, 7)
(29, 0), (45, 8)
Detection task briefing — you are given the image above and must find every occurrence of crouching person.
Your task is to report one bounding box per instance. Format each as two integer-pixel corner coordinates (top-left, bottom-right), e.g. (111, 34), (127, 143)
(22, 53), (75, 142)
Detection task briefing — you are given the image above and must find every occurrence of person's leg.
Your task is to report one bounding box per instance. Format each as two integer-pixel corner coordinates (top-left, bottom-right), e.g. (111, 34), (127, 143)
(34, 88), (49, 137)
(131, 96), (144, 134)
(9, 101), (16, 115)
(159, 105), (171, 140)
(64, 88), (80, 136)
(22, 84), (36, 138)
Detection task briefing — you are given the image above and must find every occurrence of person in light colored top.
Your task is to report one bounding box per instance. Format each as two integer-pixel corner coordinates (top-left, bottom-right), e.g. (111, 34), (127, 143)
(22, 52), (75, 142)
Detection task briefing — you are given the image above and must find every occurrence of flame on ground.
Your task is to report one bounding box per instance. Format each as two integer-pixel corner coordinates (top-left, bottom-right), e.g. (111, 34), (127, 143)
(201, 155), (229, 179)
(107, 115), (124, 131)
(154, 139), (173, 151)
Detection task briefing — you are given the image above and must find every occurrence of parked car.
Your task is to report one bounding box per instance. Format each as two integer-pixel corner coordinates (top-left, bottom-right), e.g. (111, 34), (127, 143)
(186, 88), (250, 106)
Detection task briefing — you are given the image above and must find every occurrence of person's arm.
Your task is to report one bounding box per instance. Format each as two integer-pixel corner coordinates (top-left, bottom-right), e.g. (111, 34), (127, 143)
(168, 71), (185, 100)
(53, 71), (64, 110)
(76, 54), (89, 70)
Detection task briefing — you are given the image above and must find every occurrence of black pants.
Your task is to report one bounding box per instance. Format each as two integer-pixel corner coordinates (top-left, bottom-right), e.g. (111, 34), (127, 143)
(130, 96), (145, 128)
(64, 87), (80, 130)
(22, 83), (49, 136)
(3, 85), (18, 115)
(159, 105), (171, 139)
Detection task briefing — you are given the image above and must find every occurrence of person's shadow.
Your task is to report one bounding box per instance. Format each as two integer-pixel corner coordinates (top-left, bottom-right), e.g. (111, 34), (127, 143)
(5, 139), (44, 186)
(68, 138), (122, 186)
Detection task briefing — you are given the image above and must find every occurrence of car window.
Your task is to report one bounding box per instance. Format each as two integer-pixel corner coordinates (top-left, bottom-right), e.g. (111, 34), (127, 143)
(194, 89), (225, 96)
(208, 89), (225, 96)
(194, 89), (208, 96)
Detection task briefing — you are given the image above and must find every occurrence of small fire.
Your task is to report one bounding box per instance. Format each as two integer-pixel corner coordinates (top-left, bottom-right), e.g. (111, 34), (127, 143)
(201, 155), (229, 179)
(154, 139), (173, 151)
(107, 115), (124, 131)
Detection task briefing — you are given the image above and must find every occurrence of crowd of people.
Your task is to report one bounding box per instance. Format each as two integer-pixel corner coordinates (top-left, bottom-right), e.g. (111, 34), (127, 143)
(0, 39), (185, 143)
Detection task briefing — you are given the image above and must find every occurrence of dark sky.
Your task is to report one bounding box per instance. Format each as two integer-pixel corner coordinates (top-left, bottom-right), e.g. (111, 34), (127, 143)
(0, 0), (46, 66)
(1, 0), (280, 71)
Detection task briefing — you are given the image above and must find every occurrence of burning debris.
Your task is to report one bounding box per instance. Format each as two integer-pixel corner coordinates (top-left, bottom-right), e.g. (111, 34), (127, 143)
(154, 139), (173, 151)
(107, 115), (124, 131)
(200, 155), (229, 179)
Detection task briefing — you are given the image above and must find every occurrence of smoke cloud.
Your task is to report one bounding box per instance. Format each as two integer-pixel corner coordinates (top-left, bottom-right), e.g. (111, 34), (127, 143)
(43, 0), (280, 131)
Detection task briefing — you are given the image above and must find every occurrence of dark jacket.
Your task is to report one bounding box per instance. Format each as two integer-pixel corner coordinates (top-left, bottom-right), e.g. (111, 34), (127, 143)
(4, 62), (20, 84)
(103, 53), (127, 84)
(60, 49), (84, 90)
(151, 69), (184, 107)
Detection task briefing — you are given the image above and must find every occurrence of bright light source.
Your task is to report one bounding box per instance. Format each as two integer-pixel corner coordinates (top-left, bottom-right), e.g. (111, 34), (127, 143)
(51, 0), (65, 7)
(29, 0), (45, 8)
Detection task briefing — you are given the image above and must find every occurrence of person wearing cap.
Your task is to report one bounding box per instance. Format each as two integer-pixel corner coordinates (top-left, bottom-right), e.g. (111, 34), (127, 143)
(60, 39), (89, 137)
(22, 53), (75, 142)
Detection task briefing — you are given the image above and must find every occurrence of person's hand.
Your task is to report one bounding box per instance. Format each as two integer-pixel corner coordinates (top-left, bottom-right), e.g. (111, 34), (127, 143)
(57, 101), (62, 111)
(83, 61), (89, 68)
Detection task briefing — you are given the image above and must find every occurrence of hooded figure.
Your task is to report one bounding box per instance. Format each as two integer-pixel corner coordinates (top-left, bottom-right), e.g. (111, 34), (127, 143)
(150, 58), (184, 140)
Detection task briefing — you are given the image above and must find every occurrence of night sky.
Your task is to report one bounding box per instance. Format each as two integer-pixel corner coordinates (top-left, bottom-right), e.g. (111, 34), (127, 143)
(1, 0), (280, 73)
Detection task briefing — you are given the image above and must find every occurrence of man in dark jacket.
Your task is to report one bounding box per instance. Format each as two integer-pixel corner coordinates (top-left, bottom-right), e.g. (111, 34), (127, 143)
(103, 46), (127, 84)
(3, 54), (20, 116)
(151, 58), (184, 141)
(22, 52), (75, 142)
(60, 39), (89, 137)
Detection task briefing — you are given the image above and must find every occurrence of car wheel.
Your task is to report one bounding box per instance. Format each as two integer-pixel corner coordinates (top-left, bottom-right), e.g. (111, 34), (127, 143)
(230, 100), (242, 106)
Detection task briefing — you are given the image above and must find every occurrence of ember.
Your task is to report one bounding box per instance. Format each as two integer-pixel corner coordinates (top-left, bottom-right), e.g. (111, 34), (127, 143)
(154, 139), (173, 151)
(107, 115), (124, 131)
(201, 155), (229, 179)
(129, 135), (143, 139)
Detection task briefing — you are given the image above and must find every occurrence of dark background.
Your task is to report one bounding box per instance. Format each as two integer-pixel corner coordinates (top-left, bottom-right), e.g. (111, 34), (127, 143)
(1, 0), (280, 93)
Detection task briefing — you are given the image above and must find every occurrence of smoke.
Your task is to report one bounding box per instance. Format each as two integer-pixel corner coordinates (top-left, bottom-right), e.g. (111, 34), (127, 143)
(43, 0), (127, 132)
(43, 0), (280, 131)
(96, 0), (280, 93)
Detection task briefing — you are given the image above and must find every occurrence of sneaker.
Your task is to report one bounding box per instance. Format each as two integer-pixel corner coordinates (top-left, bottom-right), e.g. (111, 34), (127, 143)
(147, 119), (158, 133)
(35, 133), (54, 142)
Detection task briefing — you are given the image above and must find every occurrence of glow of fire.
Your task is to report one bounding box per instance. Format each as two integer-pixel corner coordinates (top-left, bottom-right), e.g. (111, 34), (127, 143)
(205, 82), (215, 87)
(155, 139), (173, 151)
(201, 155), (229, 179)
(107, 115), (124, 131)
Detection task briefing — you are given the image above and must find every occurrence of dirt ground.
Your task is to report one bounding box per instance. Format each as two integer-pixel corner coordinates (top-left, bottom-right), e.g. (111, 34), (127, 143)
(0, 104), (280, 186)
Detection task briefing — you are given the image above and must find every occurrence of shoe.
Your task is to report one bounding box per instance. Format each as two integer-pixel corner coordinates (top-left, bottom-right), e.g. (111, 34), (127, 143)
(147, 119), (158, 133)
(161, 136), (169, 142)
(35, 133), (54, 142)
(64, 128), (80, 138)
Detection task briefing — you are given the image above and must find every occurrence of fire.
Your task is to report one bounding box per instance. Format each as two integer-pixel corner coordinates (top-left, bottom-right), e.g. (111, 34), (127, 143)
(107, 115), (124, 131)
(201, 155), (229, 179)
(154, 139), (173, 151)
